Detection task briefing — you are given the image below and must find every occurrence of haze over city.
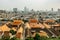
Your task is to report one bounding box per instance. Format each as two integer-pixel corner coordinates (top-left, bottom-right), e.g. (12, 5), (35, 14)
(0, 0), (60, 40)
(0, 0), (60, 11)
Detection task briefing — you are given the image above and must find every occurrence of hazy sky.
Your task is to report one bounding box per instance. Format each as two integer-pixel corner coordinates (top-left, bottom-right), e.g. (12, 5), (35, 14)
(0, 0), (60, 11)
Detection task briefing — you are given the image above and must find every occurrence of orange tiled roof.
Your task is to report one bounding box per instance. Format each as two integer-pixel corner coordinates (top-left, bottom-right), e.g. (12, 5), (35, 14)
(1, 24), (10, 31)
(25, 23), (31, 29)
(14, 20), (23, 23)
(12, 27), (17, 31)
(11, 22), (21, 25)
(16, 32), (22, 38)
(29, 23), (44, 29)
(29, 19), (38, 23)
(43, 23), (51, 28)
(32, 31), (48, 37)
(12, 20), (24, 25)
(45, 19), (55, 23)
(17, 27), (23, 33)
(39, 30), (48, 37)
(52, 24), (60, 27)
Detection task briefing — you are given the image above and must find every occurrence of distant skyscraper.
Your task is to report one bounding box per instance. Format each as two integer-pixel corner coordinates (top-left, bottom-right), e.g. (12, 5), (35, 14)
(58, 8), (60, 15)
(31, 9), (35, 14)
(13, 8), (18, 13)
(58, 9), (60, 12)
(51, 8), (53, 12)
(24, 7), (29, 14)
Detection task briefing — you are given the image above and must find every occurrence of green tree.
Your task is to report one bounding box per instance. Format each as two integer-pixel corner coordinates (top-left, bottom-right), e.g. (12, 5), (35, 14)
(34, 33), (48, 40)
(10, 30), (16, 35)
(25, 37), (34, 40)
(10, 37), (20, 40)
(40, 37), (48, 40)
(2, 36), (10, 40)
(34, 33), (40, 40)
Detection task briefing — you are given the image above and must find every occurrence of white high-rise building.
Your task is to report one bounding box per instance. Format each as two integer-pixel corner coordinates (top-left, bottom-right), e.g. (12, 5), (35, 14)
(24, 7), (29, 14)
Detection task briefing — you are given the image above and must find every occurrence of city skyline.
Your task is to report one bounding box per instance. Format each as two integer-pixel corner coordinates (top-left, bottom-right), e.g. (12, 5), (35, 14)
(0, 0), (60, 11)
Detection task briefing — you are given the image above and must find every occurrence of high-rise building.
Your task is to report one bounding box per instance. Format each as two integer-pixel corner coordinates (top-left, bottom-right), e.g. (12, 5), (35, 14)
(30, 9), (35, 14)
(13, 8), (18, 13)
(51, 8), (53, 12)
(58, 8), (60, 15)
(24, 7), (29, 14)
(58, 9), (60, 12)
